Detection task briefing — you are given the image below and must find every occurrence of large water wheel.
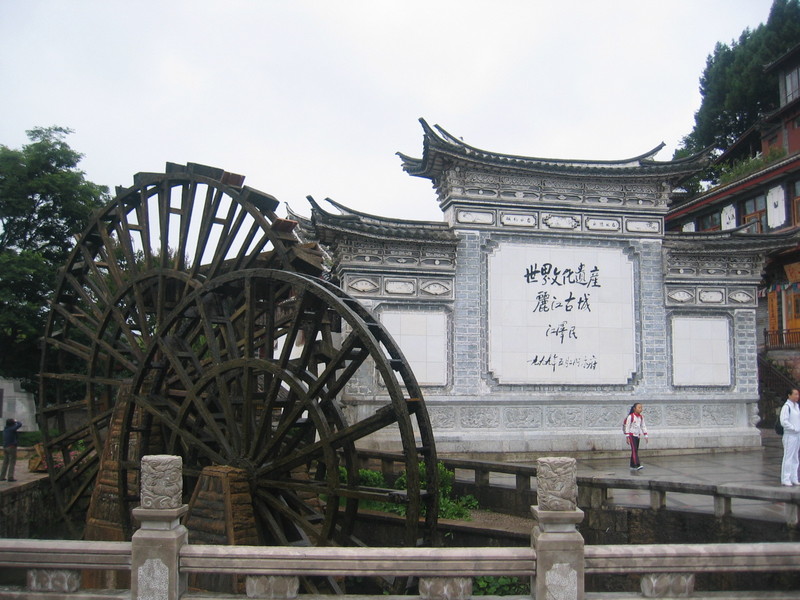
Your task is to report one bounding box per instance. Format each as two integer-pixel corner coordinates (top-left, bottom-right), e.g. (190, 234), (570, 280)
(38, 164), (438, 582)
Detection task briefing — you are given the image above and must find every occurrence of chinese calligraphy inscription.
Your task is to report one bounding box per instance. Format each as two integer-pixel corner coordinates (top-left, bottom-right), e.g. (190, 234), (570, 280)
(488, 243), (635, 384)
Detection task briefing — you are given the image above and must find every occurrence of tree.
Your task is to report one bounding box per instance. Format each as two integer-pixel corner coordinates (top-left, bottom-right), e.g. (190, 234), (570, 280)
(677, 0), (800, 157)
(0, 127), (108, 387)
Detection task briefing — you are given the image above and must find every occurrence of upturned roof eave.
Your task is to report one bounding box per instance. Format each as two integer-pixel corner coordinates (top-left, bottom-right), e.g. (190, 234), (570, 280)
(399, 118), (711, 181)
(308, 196), (459, 245)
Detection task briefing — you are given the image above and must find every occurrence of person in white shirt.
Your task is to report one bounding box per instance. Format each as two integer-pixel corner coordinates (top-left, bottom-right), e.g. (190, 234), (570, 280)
(623, 403), (648, 470)
(779, 388), (800, 487)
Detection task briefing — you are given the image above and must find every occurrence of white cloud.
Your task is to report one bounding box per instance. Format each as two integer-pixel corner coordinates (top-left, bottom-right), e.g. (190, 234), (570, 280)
(0, 0), (776, 222)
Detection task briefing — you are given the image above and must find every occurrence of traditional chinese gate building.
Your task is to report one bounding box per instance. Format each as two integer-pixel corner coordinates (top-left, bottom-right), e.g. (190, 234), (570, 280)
(299, 120), (779, 456)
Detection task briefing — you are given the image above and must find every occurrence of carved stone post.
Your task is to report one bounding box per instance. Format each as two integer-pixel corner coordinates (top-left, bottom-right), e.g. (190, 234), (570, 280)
(419, 576), (473, 600)
(531, 457), (584, 600)
(131, 455), (188, 600)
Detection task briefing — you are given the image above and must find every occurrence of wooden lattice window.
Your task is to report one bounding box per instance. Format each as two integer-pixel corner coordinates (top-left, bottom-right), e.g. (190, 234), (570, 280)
(742, 194), (767, 232)
(697, 211), (721, 231)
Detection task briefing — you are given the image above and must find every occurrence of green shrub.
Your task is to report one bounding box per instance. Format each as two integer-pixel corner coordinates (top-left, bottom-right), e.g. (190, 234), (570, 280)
(473, 576), (530, 595)
(338, 461), (478, 520)
(394, 461), (477, 519)
(18, 431), (42, 447)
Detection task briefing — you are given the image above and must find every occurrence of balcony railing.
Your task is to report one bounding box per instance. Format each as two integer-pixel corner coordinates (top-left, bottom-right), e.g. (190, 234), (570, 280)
(764, 328), (800, 350)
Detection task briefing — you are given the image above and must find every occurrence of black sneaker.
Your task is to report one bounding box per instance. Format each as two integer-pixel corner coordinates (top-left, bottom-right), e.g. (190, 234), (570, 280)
(636, 466), (644, 470)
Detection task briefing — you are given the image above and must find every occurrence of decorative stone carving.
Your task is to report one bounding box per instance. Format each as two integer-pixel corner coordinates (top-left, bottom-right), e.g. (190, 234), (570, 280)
(501, 213), (537, 227)
(541, 214), (580, 230)
(665, 405), (701, 427)
(138, 558), (170, 600)
(537, 457), (577, 511)
(466, 172), (499, 184)
(246, 575), (299, 599)
(749, 403), (761, 427)
(503, 406), (542, 428)
(586, 182), (623, 193)
(643, 407), (662, 427)
(546, 407), (582, 428)
(625, 184), (659, 195)
(420, 281), (452, 296)
(584, 406), (624, 428)
(28, 569), (81, 593)
(545, 563), (578, 600)
(729, 290), (754, 304)
(384, 280), (415, 295)
(667, 289), (694, 303)
(460, 407), (500, 428)
(347, 278), (379, 294)
(421, 255), (455, 268)
(586, 196), (624, 205)
(626, 219), (660, 233)
(457, 210), (494, 224)
(466, 188), (498, 197)
(701, 404), (736, 427)
(585, 217), (621, 231)
(543, 194), (582, 204)
(141, 455), (183, 509)
(641, 573), (694, 598)
(387, 256), (418, 265)
(428, 407), (456, 429)
(419, 576), (473, 600)
(500, 190), (539, 200)
(698, 289), (724, 303)
(543, 178), (583, 191)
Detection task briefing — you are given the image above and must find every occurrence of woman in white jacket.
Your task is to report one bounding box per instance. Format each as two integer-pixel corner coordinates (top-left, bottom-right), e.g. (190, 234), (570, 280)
(779, 388), (800, 487)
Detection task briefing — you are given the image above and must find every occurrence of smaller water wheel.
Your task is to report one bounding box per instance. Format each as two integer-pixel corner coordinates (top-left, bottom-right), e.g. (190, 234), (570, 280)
(38, 164), (439, 585)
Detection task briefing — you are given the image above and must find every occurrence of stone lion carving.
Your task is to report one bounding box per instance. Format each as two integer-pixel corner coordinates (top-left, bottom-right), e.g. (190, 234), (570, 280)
(537, 457), (577, 511)
(140, 455), (183, 509)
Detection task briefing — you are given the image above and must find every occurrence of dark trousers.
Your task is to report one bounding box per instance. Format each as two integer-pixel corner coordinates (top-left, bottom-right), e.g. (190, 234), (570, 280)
(629, 436), (640, 468)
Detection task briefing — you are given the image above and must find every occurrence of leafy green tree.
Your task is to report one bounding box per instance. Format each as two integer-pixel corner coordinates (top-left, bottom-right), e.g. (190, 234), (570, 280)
(0, 127), (108, 387)
(678, 0), (800, 157)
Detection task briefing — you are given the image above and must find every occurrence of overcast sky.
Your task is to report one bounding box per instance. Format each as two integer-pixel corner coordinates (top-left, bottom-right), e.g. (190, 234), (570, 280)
(0, 1), (777, 223)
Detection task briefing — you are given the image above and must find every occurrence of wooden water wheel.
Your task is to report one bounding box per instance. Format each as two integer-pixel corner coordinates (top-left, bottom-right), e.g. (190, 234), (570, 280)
(38, 164), (438, 577)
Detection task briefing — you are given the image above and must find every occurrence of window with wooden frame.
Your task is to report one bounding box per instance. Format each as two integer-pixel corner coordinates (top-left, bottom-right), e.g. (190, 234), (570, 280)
(786, 65), (800, 105)
(793, 180), (800, 226)
(742, 194), (767, 232)
(697, 211), (721, 231)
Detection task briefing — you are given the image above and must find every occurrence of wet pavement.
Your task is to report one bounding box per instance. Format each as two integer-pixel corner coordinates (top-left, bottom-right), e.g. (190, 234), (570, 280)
(574, 428), (790, 521)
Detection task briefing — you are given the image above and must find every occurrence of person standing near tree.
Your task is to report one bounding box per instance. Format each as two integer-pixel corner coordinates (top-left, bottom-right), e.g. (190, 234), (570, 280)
(623, 403), (648, 470)
(0, 418), (23, 482)
(779, 388), (800, 487)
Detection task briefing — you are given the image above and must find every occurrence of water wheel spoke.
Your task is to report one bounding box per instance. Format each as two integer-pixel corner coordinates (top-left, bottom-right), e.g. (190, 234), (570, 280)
(252, 333), (366, 463)
(258, 478), (413, 506)
(258, 405), (398, 478)
(130, 393), (228, 465)
(55, 457), (100, 512)
(253, 489), (328, 546)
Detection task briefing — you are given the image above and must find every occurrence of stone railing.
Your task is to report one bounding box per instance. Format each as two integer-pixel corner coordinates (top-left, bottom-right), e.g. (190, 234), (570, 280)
(358, 450), (800, 527)
(1, 455), (799, 600)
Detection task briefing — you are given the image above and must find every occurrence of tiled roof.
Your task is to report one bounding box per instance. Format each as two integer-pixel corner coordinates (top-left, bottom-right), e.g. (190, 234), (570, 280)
(398, 119), (711, 182)
(668, 152), (800, 219)
(664, 226), (800, 252)
(306, 196), (459, 245)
